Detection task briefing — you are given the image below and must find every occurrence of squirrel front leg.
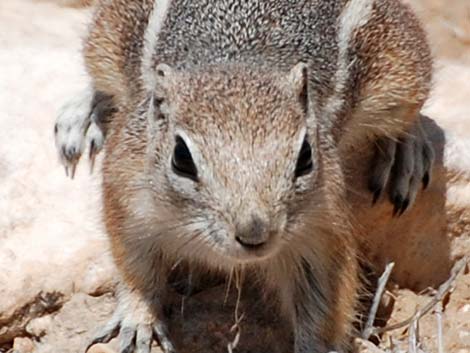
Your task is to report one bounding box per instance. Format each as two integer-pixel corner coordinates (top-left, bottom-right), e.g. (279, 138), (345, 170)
(86, 261), (176, 353)
(54, 87), (115, 177)
(283, 257), (357, 353)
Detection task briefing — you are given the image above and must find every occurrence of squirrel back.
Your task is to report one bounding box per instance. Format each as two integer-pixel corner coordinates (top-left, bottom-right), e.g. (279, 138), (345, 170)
(85, 0), (431, 146)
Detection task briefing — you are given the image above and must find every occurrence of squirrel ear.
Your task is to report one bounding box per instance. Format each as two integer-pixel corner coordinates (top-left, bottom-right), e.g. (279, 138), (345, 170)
(287, 63), (309, 114)
(152, 63), (179, 120)
(154, 63), (176, 99)
(156, 63), (174, 79)
(284, 63), (308, 113)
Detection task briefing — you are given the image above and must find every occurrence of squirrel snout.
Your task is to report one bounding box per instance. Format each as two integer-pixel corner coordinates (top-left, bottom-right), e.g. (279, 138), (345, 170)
(234, 216), (271, 249)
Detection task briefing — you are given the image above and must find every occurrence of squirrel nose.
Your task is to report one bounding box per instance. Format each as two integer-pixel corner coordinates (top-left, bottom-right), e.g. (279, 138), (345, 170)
(235, 216), (269, 249)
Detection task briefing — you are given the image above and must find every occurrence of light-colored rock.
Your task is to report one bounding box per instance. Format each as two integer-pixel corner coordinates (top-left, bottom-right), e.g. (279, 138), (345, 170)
(12, 337), (35, 353)
(87, 343), (117, 353)
(26, 315), (53, 337)
(36, 0), (95, 7)
(0, 0), (117, 346)
(404, 0), (470, 65)
(33, 293), (117, 353)
(380, 268), (470, 353)
(354, 338), (387, 353)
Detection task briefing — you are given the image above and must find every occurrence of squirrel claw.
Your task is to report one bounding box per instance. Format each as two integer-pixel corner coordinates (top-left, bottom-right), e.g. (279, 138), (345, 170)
(369, 116), (434, 215)
(86, 316), (162, 353)
(86, 120), (105, 174)
(86, 286), (176, 353)
(422, 171), (430, 190)
(70, 162), (77, 179)
(89, 141), (97, 174)
(153, 323), (176, 353)
(392, 195), (403, 217)
(85, 321), (120, 353)
(371, 188), (382, 206)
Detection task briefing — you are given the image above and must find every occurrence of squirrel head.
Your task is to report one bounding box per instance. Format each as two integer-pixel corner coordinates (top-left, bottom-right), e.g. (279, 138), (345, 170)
(138, 63), (336, 266)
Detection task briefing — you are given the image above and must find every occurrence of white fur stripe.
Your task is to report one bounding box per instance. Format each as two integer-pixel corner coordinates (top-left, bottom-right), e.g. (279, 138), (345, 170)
(142, 0), (172, 91)
(324, 0), (374, 120)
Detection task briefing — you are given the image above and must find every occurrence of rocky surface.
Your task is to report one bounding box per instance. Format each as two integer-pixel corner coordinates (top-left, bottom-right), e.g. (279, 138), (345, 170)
(0, 1), (468, 353)
(0, 0), (116, 349)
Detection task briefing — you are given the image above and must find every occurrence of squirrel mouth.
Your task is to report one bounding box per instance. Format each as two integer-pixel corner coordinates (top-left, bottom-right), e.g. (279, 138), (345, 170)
(231, 237), (279, 262)
(235, 236), (268, 250)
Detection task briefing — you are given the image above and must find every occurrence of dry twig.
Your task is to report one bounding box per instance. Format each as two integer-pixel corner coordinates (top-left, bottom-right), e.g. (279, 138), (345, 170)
(435, 302), (444, 353)
(408, 310), (420, 353)
(362, 262), (395, 340)
(369, 256), (468, 336)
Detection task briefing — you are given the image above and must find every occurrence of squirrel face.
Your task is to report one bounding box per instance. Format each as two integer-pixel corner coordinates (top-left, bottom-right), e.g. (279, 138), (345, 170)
(141, 63), (326, 266)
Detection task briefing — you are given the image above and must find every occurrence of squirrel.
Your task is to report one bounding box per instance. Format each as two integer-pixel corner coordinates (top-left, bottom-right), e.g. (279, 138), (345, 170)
(54, 0), (434, 352)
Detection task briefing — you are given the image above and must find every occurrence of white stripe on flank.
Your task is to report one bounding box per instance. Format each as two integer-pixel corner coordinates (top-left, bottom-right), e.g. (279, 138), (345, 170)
(324, 0), (374, 120)
(142, 0), (172, 91)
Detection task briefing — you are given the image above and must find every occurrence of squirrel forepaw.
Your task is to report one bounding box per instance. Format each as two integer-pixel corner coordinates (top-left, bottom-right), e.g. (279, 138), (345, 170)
(54, 88), (111, 178)
(368, 116), (434, 216)
(86, 287), (176, 353)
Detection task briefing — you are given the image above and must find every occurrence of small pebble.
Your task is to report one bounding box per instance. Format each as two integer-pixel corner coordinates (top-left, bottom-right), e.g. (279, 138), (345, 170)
(26, 315), (52, 337)
(12, 337), (35, 353)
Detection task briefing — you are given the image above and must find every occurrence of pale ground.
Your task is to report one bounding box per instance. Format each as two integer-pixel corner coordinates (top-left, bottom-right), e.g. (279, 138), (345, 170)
(0, 0), (468, 353)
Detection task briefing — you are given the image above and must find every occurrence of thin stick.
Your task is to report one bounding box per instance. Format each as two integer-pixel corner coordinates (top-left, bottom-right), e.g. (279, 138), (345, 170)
(408, 310), (419, 353)
(371, 256), (468, 336)
(436, 302), (444, 353)
(362, 262), (395, 340)
(416, 310), (421, 346)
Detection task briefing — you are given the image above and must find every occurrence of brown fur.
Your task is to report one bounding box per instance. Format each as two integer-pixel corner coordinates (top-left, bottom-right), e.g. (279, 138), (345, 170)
(338, 0), (432, 149)
(81, 0), (433, 351)
(85, 0), (154, 104)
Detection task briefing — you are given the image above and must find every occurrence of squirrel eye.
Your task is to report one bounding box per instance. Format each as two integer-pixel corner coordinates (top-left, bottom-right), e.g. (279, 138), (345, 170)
(172, 136), (198, 182)
(295, 138), (314, 178)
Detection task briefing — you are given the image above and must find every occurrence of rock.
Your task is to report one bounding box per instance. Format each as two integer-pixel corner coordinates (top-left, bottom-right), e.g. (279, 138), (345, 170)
(33, 293), (117, 353)
(404, 0), (470, 66)
(49, 0), (95, 7)
(26, 316), (53, 338)
(12, 337), (35, 353)
(381, 268), (470, 353)
(0, 0), (117, 346)
(86, 343), (117, 353)
(354, 338), (388, 353)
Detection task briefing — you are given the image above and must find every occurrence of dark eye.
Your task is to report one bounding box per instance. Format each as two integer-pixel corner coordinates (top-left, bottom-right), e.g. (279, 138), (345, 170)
(295, 138), (313, 178)
(172, 136), (198, 181)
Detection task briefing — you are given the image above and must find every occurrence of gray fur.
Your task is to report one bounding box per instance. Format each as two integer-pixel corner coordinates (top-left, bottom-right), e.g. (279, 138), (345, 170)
(55, 1), (434, 352)
(146, 0), (347, 111)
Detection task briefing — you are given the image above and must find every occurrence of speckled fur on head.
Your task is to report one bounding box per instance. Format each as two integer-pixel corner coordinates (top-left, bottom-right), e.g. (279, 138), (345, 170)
(114, 62), (333, 266)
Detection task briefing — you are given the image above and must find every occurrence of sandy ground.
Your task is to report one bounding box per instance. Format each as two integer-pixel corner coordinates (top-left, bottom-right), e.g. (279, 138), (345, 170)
(0, 0), (469, 352)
